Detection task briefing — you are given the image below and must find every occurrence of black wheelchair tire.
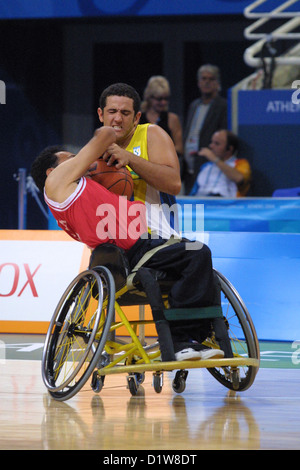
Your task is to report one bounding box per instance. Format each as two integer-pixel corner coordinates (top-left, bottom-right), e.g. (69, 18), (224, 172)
(207, 270), (260, 392)
(42, 267), (115, 401)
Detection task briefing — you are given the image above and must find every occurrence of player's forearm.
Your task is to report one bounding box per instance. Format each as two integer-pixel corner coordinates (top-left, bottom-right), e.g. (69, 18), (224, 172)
(215, 159), (244, 183)
(128, 152), (181, 195)
(81, 127), (116, 166)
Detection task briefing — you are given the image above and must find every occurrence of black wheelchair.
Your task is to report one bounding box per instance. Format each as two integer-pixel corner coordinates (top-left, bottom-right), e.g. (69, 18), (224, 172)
(41, 242), (260, 401)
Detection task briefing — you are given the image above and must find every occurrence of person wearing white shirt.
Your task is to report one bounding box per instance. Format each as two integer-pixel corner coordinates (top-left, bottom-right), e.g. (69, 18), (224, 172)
(190, 129), (251, 197)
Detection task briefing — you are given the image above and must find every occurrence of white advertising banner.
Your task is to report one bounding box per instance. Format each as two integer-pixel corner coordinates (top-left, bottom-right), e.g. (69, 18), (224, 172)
(0, 231), (89, 332)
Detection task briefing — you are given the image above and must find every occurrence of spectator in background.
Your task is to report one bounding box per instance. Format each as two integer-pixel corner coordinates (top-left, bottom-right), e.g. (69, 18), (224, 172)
(183, 64), (227, 194)
(140, 75), (184, 173)
(190, 129), (251, 197)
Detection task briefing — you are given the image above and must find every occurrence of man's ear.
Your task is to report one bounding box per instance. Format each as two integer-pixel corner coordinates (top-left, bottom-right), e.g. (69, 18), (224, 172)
(46, 168), (54, 176)
(134, 110), (142, 126)
(97, 107), (104, 123)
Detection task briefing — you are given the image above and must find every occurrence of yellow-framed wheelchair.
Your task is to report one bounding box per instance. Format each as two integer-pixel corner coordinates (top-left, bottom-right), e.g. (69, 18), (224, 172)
(41, 243), (260, 401)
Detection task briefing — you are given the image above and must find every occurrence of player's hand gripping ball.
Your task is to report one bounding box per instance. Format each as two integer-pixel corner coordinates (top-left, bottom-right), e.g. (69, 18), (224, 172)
(88, 159), (134, 199)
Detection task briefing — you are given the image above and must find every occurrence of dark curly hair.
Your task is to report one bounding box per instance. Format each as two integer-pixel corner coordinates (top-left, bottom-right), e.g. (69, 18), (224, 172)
(99, 83), (141, 115)
(31, 145), (62, 192)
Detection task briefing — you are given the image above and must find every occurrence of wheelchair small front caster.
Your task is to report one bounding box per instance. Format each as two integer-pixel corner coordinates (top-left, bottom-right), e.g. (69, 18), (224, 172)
(91, 370), (105, 393)
(127, 371), (145, 396)
(172, 370), (188, 393)
(153, 372), (163, 393)
(127, 373), (139, 396)
(231, 368), (240, 390)
(135, 372), (145, 385)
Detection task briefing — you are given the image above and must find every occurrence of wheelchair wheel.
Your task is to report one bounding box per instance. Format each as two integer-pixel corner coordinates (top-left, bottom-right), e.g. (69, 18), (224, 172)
(42, 267), (115, 401)
(207, 270), (260, 392)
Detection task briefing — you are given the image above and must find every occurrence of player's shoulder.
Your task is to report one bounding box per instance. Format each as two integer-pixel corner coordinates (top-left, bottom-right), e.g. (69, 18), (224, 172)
(147, 122), (170, 139)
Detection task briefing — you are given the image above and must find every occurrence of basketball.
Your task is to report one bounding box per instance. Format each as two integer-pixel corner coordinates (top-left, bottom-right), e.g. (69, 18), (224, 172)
(88, 159), (134, 199)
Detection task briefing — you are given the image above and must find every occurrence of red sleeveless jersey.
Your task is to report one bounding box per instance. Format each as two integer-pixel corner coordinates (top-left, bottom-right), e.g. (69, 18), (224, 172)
(45, 177), (148, 250)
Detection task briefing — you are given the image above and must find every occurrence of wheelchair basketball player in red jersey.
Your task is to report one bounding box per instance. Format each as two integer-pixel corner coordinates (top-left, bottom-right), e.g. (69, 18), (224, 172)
(31, 124), (225, 362)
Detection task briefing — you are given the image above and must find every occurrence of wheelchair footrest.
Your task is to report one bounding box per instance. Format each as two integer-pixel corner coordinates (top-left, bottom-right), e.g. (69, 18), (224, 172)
(98, 357), (260, 376)
(164, 306), (223, 321)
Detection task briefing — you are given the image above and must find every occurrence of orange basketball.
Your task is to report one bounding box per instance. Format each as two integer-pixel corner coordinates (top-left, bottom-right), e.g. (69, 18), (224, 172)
(88, 159), (134, 199)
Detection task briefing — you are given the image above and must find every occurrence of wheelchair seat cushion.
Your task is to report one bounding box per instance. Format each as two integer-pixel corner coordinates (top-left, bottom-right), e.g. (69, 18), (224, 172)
(89, 244), (130, 291)
(88, 243), (175, 305)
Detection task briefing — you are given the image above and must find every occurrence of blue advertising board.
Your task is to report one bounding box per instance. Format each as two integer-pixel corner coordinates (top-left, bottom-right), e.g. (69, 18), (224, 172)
(0, 0), (255, 19)
(234, 89), (300, 196)
(177, 197), (300, 233)
(238, 89), (300, 125)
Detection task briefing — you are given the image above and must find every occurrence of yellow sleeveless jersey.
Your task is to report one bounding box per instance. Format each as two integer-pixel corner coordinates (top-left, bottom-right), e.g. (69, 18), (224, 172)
(126, 124), (150, 204)
(126, 124), (180, 238)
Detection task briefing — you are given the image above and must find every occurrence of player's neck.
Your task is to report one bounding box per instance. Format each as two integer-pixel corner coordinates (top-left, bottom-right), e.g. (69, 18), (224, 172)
(117, 126), (137, 149)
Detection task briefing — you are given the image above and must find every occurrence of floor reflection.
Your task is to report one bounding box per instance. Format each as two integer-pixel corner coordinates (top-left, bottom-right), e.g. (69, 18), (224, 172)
(41, 378), (260, 450)
(2, 360), (299, 450)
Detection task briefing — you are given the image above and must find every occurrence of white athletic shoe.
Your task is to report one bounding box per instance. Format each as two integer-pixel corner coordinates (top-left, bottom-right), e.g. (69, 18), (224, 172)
(199, 348), (224, 360)
(175, 348), (202, 361)
(175, 347), (224, 361)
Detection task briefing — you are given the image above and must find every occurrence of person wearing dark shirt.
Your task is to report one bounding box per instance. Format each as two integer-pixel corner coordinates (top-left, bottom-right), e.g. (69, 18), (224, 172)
(183, 64), (227, 194)
(140, 75), (184, 173)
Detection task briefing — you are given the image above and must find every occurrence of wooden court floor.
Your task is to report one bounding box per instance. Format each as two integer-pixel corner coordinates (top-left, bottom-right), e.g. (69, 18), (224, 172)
(0, 336), (300, 451)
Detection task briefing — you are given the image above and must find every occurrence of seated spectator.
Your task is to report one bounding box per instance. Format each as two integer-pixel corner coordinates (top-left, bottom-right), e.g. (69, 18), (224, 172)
(190, 130), (251, 197)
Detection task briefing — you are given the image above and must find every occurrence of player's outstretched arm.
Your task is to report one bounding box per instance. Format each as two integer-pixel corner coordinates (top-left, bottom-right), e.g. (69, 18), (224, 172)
(45, 127), (116, 202)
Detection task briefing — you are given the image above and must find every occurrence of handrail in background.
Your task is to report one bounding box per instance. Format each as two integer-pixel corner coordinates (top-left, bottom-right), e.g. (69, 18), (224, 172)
(244, 0), (300, 67)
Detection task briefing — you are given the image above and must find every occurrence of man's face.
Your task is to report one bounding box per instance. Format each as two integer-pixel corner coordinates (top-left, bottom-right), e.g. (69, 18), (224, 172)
(55, 151), (75, 165)
(97, 95), (141, 144)
(198, 72), (219, 97)
(46, 151), (75, 178)
(150, 94), (169, 113)
(209, 130), (227, 159)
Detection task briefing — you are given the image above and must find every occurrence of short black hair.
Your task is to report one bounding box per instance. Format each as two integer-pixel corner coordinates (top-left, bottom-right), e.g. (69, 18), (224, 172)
(31, 145), (62, 192)
(99, 83), (141, 115)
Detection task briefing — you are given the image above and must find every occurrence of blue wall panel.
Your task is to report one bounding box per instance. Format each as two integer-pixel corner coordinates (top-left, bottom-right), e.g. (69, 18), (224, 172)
(183, 231), (300, 342)
(235, 90), (300, 197)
